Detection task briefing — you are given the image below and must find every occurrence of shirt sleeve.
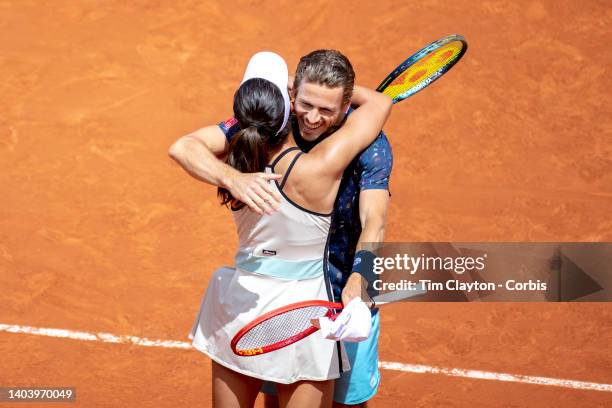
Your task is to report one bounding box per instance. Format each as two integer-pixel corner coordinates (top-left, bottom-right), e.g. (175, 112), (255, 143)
(217, 117), (241, 142)
(358, 131), (393, 191)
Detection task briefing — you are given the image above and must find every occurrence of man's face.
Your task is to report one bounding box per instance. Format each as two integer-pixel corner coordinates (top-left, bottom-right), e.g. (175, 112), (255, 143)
(292, 81), (349, 143)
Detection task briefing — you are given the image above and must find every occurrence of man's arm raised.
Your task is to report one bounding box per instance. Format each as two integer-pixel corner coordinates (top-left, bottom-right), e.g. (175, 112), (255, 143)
(168, 125), (282, 215)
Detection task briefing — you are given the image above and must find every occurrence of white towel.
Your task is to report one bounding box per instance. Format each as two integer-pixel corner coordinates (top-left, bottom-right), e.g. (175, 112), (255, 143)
(316, 298), (372, 342)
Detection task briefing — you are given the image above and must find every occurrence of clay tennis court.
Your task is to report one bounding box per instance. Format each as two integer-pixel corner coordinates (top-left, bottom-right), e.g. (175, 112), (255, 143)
(1, 0), (611, 406)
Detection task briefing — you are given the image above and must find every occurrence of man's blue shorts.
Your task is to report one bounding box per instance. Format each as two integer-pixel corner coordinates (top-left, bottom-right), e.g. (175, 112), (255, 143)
(261, 311), (380, 405)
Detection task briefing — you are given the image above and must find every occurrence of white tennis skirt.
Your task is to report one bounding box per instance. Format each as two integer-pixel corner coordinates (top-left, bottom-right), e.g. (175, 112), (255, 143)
(188, 266), (349, 384)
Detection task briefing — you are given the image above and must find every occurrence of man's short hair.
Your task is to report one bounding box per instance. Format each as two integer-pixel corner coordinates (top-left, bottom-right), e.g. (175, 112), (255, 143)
(294, 49), (355, 105)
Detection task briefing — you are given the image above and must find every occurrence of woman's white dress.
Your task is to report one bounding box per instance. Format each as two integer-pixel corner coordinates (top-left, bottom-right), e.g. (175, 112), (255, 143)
(188, 150), (349, 383)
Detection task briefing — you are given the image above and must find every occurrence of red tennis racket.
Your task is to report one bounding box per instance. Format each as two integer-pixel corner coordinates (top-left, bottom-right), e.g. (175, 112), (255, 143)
(231, 287), (426, 356)
(230, 300), (342, 356)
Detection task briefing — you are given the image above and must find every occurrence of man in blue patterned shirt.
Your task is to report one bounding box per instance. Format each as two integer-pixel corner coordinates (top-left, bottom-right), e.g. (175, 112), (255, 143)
(170, 50), (393, 407)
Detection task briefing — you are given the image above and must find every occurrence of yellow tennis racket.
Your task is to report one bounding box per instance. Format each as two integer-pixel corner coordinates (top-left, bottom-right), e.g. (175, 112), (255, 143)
(377, 34), (468, 103)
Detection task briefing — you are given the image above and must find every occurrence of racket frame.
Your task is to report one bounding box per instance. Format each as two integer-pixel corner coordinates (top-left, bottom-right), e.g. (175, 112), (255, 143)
(230, 300), (342, 356)
(376, 34), (468, 103)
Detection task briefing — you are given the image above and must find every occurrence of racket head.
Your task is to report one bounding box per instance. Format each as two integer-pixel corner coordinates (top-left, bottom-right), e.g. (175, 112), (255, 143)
(377, 34), (468, 103)
(231, 300), (343, 356)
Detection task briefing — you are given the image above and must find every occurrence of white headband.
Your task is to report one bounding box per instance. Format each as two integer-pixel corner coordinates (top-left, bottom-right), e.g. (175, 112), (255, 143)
(241, 51), (291, 135)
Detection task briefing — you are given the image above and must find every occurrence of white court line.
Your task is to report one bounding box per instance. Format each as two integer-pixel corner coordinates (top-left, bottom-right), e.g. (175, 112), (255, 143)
(377, 362), (611, 393)
(1, 323), (610, 393)
(0, 323), (192, 350)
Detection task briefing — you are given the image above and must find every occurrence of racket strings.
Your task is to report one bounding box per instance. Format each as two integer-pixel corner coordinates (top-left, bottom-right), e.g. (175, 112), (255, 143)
(382, 41), (464, 100)
(235, 305), (330, 352)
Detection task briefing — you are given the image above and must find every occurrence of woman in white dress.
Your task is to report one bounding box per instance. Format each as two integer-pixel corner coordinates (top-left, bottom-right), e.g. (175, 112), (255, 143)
(188, 52), (391, 407)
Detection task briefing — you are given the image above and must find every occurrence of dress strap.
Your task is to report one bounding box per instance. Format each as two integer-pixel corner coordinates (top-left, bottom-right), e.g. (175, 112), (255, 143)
(279, 152), (304, 190)
(269, 146), (301, 169)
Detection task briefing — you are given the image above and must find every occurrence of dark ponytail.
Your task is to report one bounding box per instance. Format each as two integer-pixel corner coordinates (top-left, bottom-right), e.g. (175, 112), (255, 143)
(218, 78), (289, 208)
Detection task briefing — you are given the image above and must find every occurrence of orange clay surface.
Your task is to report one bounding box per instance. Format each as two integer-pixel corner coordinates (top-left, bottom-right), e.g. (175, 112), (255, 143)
(1, 1), (611, 407)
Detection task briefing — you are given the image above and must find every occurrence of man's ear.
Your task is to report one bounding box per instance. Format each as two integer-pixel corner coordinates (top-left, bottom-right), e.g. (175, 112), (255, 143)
(289, 87), (296, 112)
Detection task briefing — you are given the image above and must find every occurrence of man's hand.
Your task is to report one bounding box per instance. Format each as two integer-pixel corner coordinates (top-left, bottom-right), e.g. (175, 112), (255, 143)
(225, 172), (283, 215)
(341, 272), (373, 308)
(169, 125), (286, 216)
